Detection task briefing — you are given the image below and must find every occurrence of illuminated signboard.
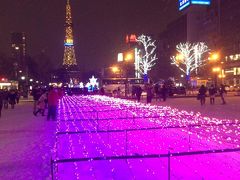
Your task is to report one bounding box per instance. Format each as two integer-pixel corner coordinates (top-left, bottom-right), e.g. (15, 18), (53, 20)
(179, 0), (211, 11)
(191, 0), (211, 5)
(179, 0), (191, 10)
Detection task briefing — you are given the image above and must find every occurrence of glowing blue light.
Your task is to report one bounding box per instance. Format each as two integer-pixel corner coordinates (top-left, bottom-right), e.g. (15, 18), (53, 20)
(64, 42), (73, 46)
(179, 0), (211, 11)
(191, 0), (211, 5)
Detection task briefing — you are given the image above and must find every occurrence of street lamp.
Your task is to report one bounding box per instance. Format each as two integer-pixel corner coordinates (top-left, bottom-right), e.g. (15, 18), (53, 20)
(124, 52), (134, 62)
(21, 76), (26, 80)
(123, 52), (134, 97)
(111, 66), (120, 74)
(209, 52), (220, 62)
(176, 53), (184, 61)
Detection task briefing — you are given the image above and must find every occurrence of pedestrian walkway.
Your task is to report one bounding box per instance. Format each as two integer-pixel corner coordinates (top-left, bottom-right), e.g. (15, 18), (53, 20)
(0, 101), (56, 179)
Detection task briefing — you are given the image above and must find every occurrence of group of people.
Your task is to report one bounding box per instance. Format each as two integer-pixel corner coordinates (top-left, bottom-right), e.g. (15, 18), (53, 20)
(131, 83), (168, 104)
(32, 86), (63, 120)
(0, 89), (20, 118)
(198, 84), (227, 106)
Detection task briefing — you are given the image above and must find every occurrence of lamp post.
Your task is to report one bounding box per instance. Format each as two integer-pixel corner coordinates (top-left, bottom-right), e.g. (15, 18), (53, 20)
(123, 52), (134, 97)
(212, 67), (221, 87)
(209, 52), (221, 87)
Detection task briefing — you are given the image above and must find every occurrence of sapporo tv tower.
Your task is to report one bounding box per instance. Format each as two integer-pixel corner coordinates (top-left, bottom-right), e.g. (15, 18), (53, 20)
(63, 0), (77, 67)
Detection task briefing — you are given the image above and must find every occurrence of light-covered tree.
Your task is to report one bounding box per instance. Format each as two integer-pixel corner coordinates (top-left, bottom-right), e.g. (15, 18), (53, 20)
(171, 42), (209, 80)
(137, 34), (158, 76)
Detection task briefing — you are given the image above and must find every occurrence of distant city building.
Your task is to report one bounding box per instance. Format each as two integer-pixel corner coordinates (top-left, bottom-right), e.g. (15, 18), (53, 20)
(11, 32), (26, 68)
(157, 0), (240, 86)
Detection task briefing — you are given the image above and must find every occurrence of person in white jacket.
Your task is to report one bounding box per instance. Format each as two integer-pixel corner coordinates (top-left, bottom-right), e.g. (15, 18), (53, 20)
(34, 92), (47, 116)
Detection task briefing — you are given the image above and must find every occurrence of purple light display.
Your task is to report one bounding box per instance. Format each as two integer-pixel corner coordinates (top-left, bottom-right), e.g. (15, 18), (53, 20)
(52, 95), (240, 179)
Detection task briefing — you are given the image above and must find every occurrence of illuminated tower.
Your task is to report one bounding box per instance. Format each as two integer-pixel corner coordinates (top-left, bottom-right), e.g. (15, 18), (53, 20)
(63, 0), (77, 67)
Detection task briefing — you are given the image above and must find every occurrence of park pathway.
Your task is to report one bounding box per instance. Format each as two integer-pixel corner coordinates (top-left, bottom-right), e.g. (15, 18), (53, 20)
(0, 101), (56, 180)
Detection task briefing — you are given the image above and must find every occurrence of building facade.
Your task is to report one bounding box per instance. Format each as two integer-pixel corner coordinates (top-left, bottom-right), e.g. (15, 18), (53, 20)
(11, 32), (27, 78)
(157, 0), (240, 87)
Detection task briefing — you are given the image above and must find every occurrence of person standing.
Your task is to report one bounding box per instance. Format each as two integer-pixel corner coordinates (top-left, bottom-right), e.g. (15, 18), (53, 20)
(154, 83), (159, 101)
(198, 85), (207, 106)
(16, 90), (20, 104)
(47, 87), (59, 120)
(0, 90), (3, 117)
(161, 84), (168, 102)
(3, 89), (9, 109)
(136, 86), (143, 102)
(8, 89), (17, 109)
(219, 84), (227, 104)
(209, 85), (217, 105)
(146, 84), (153, 104)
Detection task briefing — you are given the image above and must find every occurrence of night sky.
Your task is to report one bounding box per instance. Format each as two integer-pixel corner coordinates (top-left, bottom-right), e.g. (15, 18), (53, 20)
(0, 0), (180, 72)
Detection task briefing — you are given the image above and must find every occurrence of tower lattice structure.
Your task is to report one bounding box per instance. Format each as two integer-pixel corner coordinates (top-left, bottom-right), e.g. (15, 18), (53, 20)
(63, 0), (77, 67)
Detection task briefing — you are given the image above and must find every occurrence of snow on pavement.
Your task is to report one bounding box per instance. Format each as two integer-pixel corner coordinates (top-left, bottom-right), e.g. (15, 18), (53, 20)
(0, 101), (56, 180)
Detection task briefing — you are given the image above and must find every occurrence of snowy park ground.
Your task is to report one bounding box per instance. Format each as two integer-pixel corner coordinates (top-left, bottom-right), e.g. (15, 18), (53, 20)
(0, 101), (56, 179)
(145, 95), (240, 120)
(0, 95), (240, 179)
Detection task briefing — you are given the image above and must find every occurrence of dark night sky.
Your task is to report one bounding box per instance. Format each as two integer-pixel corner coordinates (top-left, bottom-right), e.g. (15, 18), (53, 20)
(0, 0), (180, 72)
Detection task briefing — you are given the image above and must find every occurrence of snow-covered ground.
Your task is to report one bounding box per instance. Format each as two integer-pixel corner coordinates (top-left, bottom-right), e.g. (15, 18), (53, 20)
(145, 95), (240, 120)
(0, 101), (56, 180)
(53, 95), (240, 180)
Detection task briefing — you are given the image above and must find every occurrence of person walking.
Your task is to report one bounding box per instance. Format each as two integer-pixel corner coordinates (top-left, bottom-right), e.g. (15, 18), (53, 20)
(219, 84), (227, 104)
(47, 87), (59, 120)
(32, 86), (42, 114)
(198, 85), (207, 106)
(208, 85), (217, 105)
(34, 92), (47, 116)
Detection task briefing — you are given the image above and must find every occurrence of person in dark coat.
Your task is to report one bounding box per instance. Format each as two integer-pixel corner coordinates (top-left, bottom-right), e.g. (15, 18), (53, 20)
(161, 84), (168, 101)
(154, 84), (160, 101)
(208, 85), (217, 105)
(0, 90), (3, 117)
(8, 89), (17, 109)
(198, 85), (207, 106)
(2, 89), (9, 109)
(135, 86), (143, 102)
(32, 86), (42, 114)
(16, 90), (20, 104)
(219, 84), (227, 104)
(146, 84), (153, 104)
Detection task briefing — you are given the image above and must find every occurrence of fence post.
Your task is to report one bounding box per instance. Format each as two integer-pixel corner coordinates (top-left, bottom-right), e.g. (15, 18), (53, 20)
(188, 126), (191, 151)
(51, 158), (54, 180)
(125, 130), (128, 156)
(168, 150), (171, 180)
